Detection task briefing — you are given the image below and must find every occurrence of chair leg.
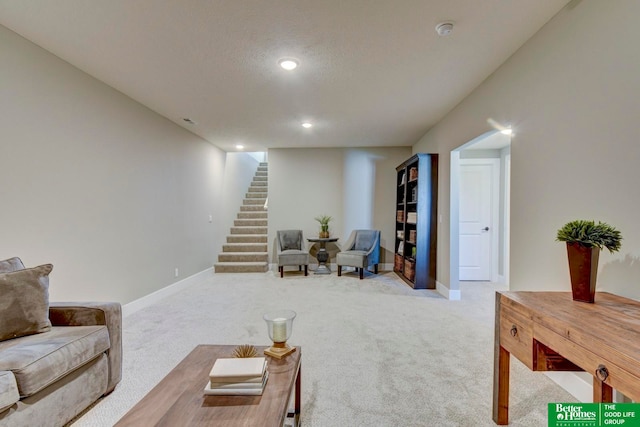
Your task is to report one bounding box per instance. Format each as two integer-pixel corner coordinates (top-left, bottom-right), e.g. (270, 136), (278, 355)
(304, 265), (308, 276)
(298, 265), (302, 271)
(359, 268), (364, 280)
(279, 266), (284, 278)
(338, 265), (342, 276)
(374, 264), (378, 274)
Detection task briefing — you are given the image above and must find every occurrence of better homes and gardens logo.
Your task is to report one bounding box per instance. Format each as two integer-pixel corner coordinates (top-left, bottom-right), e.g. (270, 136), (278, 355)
(549, 403), (640, 427)
(550, 403), (597, 426)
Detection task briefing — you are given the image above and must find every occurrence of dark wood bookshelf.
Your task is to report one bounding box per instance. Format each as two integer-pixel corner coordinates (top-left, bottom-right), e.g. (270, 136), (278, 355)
(394, 153), (438, 289)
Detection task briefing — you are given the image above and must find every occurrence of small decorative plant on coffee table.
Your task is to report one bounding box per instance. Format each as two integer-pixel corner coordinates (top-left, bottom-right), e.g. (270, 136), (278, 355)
(314, 215), (332, 238)
(556, 219), (622, 303)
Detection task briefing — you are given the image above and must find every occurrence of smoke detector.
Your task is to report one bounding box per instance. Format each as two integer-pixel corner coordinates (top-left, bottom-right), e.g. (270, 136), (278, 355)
(435, 22), (454, 36)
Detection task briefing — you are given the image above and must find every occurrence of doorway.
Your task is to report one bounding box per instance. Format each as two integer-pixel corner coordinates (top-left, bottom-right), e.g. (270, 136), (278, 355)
(450, 131), (511, 293)
(459, 158), (499, 281)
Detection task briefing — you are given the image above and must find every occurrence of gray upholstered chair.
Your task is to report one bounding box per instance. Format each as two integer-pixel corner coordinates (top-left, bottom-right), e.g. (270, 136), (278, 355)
(277, 230), (309, 277)
(337, 229), (381, 279)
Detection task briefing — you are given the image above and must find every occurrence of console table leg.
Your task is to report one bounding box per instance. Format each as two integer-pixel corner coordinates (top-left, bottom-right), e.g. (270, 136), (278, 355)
(493, 346), (510, 424)
(593, 377), (613, 403)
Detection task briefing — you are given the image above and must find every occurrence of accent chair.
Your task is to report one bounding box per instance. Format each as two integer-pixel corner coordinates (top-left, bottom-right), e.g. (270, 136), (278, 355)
(276, 230), (309, 277)
(337, 229), (381, 279)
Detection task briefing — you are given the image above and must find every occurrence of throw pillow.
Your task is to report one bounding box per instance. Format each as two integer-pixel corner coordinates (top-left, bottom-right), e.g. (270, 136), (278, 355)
(0, 257), (25, 273)
(279, 232), (300, 251)
(0, 264), (53, 341)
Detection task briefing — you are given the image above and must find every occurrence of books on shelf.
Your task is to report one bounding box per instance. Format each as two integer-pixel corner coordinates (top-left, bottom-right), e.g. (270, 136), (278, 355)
(409, 167), (418, 181)
(205, 357), (269, 396)
(406, 212), (417, 224)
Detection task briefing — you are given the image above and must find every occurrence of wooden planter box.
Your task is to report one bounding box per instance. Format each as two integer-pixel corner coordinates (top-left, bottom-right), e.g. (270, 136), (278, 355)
(404, 258), (416, 281)
(394, 254), (404, 272)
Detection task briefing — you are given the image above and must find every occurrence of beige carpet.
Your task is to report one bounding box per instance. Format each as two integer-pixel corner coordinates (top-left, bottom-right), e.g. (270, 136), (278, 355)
(71, 269), (576, 426)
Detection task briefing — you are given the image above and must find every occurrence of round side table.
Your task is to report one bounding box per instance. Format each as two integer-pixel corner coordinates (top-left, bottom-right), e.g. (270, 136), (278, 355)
(307, 237), (339, 274)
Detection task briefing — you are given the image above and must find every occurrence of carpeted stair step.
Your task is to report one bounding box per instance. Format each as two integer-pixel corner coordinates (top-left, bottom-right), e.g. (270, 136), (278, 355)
(218, 252), (268, 262)
(246, 192), (267, 199)
(226, 234), (267, 243)
(214, 262), (268, 273)
(231, 226), (267, 234)
(248, 186), (268, 193)
(251, 181), (267, 187)
(234, 219), (267, 227)
(240, 205), (267, 212)
(243, 199), (266, 205)
(237, 212), (268, 219)
(223, 243), (268, 252)
(255, 171), (268, 177)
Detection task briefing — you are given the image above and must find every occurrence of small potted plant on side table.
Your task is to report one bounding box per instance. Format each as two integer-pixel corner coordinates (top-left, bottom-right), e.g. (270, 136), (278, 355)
(314, 215), (332, 238)
(556, 219), (622, 303)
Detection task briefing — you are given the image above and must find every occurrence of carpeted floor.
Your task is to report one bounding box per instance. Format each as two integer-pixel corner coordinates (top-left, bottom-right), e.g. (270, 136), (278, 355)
(71, 269), (576, 426)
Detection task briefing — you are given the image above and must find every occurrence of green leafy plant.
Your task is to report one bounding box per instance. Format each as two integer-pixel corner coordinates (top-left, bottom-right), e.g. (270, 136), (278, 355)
(314, 215), (332, 233)
(556, 220), (622, 253)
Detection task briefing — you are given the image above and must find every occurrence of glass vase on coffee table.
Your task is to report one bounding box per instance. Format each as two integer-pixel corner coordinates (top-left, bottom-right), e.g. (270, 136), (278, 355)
(263, 310), (296, 359)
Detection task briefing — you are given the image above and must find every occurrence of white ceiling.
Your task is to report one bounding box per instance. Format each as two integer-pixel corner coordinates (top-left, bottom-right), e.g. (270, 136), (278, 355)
(0, 1), (569, 152)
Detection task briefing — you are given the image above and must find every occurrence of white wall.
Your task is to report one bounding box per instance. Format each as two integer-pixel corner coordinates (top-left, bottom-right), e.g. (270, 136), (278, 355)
(413, 1), (640, 298)
(0, 25), (230, 304)
(268, 147), (411, 267)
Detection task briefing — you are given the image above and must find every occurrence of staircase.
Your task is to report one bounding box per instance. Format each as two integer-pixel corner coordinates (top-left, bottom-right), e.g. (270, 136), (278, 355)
(214, 162), (269, 273)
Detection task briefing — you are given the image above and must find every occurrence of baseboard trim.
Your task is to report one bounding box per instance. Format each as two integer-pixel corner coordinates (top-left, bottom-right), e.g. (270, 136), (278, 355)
(436, 281), (461, 300)
(122, 267), (213, 317)
(544, 372), (592, 403)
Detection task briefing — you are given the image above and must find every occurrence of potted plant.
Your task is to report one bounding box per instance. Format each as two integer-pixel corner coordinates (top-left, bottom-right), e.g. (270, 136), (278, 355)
(556, 220), (622, 303)
(314, 215), (332, 238)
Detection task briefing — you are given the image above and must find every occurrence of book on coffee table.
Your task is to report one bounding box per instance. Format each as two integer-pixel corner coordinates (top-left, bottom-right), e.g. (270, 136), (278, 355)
(204, 371), (269, 395)
(209, 357), (267, 383)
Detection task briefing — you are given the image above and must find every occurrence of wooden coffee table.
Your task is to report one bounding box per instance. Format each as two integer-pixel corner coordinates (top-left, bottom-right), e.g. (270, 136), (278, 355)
(115, 345), (301, 427)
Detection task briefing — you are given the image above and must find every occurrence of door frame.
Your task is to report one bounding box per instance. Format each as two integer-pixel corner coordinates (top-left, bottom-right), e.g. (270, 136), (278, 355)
(459, 158), (500, 282)
(450, 129), (510, 297)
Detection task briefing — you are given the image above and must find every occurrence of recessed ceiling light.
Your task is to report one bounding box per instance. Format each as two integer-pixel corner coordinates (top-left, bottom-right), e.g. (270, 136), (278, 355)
(301, 122), (313, 128)
(278, 58), (299, 71)
(236, 144), (244, 150)
(500, 128), (513, 136)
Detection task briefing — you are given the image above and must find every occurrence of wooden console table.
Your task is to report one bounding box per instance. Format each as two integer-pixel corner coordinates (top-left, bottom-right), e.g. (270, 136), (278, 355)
(493, 291), (640, 425)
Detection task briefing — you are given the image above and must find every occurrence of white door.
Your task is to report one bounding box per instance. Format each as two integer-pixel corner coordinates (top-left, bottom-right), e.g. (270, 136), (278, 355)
(459, 160), (498, 280)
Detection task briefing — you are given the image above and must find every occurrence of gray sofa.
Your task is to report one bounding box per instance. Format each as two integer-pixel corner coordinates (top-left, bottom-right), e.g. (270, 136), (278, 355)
(0, 258), (122, 427)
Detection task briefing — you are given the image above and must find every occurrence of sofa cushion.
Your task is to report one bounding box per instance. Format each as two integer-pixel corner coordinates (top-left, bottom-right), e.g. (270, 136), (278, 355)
(0, 371), (19, 413)
(0, 325), (110, 397)
(0, 264), (53, 341)
(0, 257), (25, 273)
